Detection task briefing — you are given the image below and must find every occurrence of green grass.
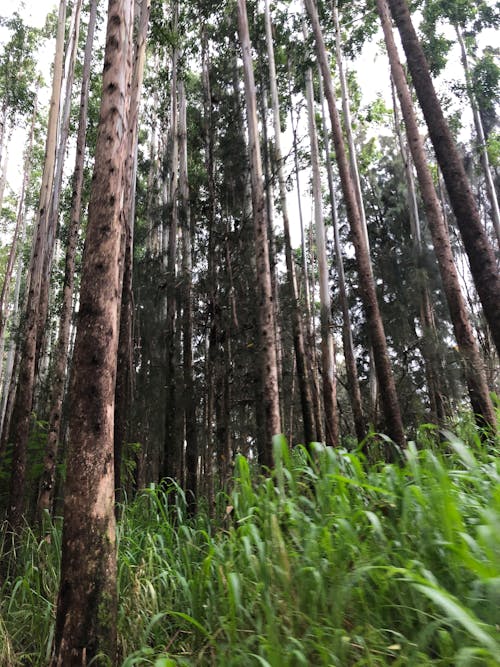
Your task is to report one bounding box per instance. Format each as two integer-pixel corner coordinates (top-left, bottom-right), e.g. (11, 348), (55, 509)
(1, 424), (499, 666)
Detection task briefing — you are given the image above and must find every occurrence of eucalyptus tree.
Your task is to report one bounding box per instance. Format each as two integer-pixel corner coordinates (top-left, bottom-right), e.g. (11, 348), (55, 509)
(387, 0), (500, 359)
(237, 0), (281, 463)
(419, 0), (500, 248)
(304, 54), (339, 445)
(6, 0), (67, 531)
(264, 0), (315, 445)
(114, 0), (151, 499)
(37, 0), (99, 518)
(52, 0), (134, 659)
(378, 0), (496, 430)
(304, 0), (406, 451)
(318, 74), (366, 441)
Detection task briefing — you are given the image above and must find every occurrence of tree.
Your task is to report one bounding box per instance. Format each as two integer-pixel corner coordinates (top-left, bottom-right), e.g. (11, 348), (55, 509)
(304, 54), (339, 445)
(377, 0), (496, 430)
(37, 0), (99, 518)
(264, 0), (315, 445)
(6, 0), (67, 532)
(304, 0), (406, 451)
(237, 0), (281, 464)
(387, 0), (500, 358)
(52, 0), (134, 660)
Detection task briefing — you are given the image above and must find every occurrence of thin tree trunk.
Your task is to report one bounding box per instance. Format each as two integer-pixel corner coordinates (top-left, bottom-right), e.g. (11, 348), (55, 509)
(377, 0), (496, 430)
(333, 1), (379, 420)
(37, 0), (98, 519)
(305, 0), (406, 451)
(390, 76), (446, 423)
(0, 94), (37, 352)
(6, 0), (67, 531)
(288, 71), (323, 441)
(52, 0), (134, 660)
(304, 60), (339, 446)
(264, 0), (315, 445)
(237, 0), (281, 463)
(36, 0), (83, 377)
(163, 5), (180, 481)
(455, 25), (500, 250)
(387, 0), (500, 358)
(114, 0), (150, 501)
(178, 77), (198, 508)
(318, 73), (366, 442)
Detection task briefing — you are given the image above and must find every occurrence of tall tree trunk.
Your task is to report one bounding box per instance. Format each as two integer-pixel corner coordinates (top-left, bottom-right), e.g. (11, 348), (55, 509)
(0, 93), (38, 354)
(178, 77), (198, 508)
(387, 0), (500, 358)
(114, 0), (150, 501)
(52, 0), (134, 661)
(318, 73), (366, 443)
(304, 60), (339, 446)
(333, 1), (380, 420)
(390, 77), (446, 423)
(377, 0), (496, 430)
(237, 0), (281, 463)
(455, 25), (500, 250)
(288, 70), (324, 442)
(5, 0), (67, 531)
(163, 5), (180, 481)
(37, 0), (98, 519)
(304, 0), (406, 452)
(264, 0), (315, 445)
(36, 0), (83, 376)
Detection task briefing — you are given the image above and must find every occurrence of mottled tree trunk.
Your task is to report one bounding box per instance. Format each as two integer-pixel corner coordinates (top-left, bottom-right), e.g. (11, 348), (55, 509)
(37, 0), (98, 519)
(304, 59), (339, 446)
(378, 0), (496, 430)
(387, 0), (500, 358)
(51, 0), (134, 661)
(305, 0), (406, 451)
(35, 0), (83, 378)
(6, 0), (67, 531)
(237, 0), (281, 463)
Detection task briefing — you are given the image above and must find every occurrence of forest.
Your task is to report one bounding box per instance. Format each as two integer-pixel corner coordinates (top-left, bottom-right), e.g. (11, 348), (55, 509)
(0, 0), (499, 664)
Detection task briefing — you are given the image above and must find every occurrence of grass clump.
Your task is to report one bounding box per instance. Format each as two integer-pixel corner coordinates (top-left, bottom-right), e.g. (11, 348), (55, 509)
(1, 426), (499, 665)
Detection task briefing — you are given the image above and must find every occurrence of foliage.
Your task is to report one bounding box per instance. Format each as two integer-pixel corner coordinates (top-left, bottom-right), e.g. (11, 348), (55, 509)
(1, 422), (499, 665)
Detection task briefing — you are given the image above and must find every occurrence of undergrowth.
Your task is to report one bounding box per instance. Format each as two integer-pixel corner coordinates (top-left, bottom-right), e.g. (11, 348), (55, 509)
(1, 425), (499, 666)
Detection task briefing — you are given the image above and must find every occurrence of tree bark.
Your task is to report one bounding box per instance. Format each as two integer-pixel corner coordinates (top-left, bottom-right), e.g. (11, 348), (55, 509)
(37, 0), (98, 519)
(304, 60), (339, 446)
(114, 0), (150, 501)
(377, 0), (496, 430)
(305, 0), (406, 451)
(35, 0), (83, 376)
(387, 0), (500, 358)
(5, 0), (67, 531)
(52, 0), (134, 661)
(237, 0), (281, 463)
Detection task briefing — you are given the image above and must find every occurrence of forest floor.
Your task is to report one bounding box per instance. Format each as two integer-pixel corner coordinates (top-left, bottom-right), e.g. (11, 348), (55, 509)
(1, 420), (499, 666)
